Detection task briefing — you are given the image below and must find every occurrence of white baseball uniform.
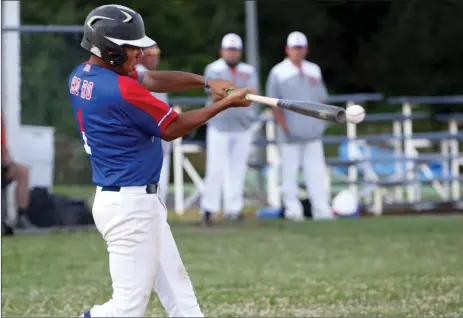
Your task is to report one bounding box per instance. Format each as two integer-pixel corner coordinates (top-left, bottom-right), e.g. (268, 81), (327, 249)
(200, 39), (259, 217)
(136, 64), (171, 204)
(265, 32), (334, 221)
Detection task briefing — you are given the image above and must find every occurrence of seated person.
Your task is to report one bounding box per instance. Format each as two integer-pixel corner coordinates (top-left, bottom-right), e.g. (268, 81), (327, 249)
(2, 114), (32, 235)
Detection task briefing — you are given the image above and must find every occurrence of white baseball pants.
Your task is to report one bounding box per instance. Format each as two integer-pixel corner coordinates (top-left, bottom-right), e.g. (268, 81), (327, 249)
(280, 140), (334, 220)
(200, 126), (253, 216)
(84, 186), (203, 317)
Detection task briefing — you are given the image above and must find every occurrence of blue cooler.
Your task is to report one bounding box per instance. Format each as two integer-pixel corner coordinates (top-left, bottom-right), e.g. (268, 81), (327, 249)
(256, 206), (284, 219)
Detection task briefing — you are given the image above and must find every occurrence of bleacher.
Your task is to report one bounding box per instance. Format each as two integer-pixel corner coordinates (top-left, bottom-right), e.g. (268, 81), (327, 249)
(169, 94), (463, 216)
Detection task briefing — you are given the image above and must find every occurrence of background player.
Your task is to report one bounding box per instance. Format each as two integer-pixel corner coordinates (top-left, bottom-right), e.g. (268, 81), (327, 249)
(73, 4), (251, 317)
(136, 43), (171, 204)
(265, 31), (334, 221)
(200, 33), (258, 226)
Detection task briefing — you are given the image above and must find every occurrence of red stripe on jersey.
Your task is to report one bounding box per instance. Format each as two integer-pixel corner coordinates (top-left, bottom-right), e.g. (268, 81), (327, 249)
(118, 76), (177, 132)
(77, 108), (85, 132)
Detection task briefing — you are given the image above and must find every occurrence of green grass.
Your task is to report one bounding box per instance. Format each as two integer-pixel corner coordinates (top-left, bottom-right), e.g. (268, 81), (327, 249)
(53, 182), (445, 202)
(2, 215), (463, 317)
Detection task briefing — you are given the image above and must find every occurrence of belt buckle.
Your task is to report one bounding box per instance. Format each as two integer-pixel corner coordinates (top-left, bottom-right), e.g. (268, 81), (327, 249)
(146, 184), (158, 194)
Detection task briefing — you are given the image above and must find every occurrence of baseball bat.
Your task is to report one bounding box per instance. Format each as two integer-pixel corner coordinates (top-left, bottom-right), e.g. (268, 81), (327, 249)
(226, 89), (346, 124)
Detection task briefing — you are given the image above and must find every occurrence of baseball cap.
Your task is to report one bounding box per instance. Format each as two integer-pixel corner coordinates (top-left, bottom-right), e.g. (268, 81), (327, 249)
(221, 33), (243, 49)
(287, 31), (308, 47)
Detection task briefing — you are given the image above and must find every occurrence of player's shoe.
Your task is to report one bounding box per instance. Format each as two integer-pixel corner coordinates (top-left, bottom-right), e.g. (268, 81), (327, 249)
(202, 211), (213, 227)
(1, 222), (14, 236)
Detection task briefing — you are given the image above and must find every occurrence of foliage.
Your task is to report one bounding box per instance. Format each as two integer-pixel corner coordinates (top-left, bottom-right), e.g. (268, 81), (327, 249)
(17, 1), (462, 184)
(20, 0), (462, 136)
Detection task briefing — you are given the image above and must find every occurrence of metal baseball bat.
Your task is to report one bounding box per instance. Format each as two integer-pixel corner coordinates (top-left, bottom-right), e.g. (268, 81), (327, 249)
(226, 89), (346, 123)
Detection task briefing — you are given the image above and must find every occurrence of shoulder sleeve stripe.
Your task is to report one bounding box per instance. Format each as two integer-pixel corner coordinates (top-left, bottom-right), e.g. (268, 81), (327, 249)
(118, 76), (177, 133)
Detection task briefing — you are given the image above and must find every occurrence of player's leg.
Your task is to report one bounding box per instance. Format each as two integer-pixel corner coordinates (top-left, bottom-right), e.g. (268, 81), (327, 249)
(280, 143), (304, 221)
(159, 149), (171, 204)
(223, 129), (253, 218)
(1, 166), (14, 235)
(81, 189), (161, 317)
(302, 140), (334, 220)
(153, 200), (204, 317)
(6, 162), (33, 228)
(200, 126), (228, 217)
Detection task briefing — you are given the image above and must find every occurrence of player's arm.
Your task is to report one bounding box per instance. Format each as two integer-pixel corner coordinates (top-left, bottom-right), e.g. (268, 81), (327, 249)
(163, 88), (251, 141)
(266, 71), (289, 134)
(119, 77), (251, 141)
(139, 70), (236, 98)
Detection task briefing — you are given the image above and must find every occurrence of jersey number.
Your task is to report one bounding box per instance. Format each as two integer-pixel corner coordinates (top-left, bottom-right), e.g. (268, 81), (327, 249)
(70, 76), (94, 100)
(81, 132), (92, 155)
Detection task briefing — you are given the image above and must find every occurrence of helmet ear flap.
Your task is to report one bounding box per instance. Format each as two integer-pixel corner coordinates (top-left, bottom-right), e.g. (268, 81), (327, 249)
(99, 38), (128, 66)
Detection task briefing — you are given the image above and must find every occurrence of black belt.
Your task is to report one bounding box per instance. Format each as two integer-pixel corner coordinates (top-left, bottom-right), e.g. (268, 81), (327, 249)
(101, 184), (159, 194)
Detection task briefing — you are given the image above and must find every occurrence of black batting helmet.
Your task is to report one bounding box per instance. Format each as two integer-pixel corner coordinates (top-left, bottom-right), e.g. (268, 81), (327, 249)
(81, 4), (156, 66)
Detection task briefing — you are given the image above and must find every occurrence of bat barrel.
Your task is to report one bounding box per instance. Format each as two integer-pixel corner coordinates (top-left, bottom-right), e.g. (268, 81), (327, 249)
(277, 99), (347, 123)
(334, 108), (346, 123)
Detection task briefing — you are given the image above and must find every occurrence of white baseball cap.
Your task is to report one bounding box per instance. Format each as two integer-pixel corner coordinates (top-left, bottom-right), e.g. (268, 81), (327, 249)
(287, 31), (308, 47)
(221, 33), (243, 49)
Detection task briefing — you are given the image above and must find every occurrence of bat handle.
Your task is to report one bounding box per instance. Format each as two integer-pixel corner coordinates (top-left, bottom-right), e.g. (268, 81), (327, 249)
(225, 89), (250, 100)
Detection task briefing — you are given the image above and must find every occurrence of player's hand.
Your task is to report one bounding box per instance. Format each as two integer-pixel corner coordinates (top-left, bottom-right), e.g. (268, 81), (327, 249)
(207, 78), (235, 98)
(225, 87), (252, 107)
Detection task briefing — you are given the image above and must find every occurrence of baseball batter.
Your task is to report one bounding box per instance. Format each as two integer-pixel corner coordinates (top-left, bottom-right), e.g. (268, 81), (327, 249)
(266, 31), (334, 221)
(200, 33), (258, 225)
(135, 44), (171, 204)
(71, 5), (251, 317)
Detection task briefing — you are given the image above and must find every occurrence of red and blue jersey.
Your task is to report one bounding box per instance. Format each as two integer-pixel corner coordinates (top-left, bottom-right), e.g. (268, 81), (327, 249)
(68, 63), (177, 187)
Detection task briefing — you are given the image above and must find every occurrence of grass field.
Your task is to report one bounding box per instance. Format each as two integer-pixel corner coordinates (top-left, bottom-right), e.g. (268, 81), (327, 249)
(2, 215), (463, 317)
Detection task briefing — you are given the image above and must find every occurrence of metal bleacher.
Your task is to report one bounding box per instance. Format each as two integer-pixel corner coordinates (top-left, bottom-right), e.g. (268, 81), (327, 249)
(169, 94), (463, 216)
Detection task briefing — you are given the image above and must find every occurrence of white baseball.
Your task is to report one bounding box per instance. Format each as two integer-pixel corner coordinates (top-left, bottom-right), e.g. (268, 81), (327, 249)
(346, 104), (365, 124)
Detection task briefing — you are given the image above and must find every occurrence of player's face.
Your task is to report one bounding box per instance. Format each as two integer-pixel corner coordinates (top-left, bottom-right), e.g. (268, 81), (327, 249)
(285, 46), (308, 62)
(220, 48), (242, 65)
(141, 46), (161, 71)
(122, 46), (144, 74)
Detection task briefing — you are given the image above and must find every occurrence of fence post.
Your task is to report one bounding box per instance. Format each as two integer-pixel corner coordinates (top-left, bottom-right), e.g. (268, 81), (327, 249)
(346, 100), (358, 198)
(265, 114), (280, 208)
(402, 102), (417, 203)
(449, 119), (460, 200)
(172, 105), (185, 215)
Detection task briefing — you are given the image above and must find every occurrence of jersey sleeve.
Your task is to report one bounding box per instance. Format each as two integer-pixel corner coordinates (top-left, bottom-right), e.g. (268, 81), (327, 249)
(118, 76), (177, 137)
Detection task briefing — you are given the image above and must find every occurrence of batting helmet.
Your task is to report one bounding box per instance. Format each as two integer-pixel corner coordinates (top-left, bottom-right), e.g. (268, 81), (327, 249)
(81, 4), (156, 66)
